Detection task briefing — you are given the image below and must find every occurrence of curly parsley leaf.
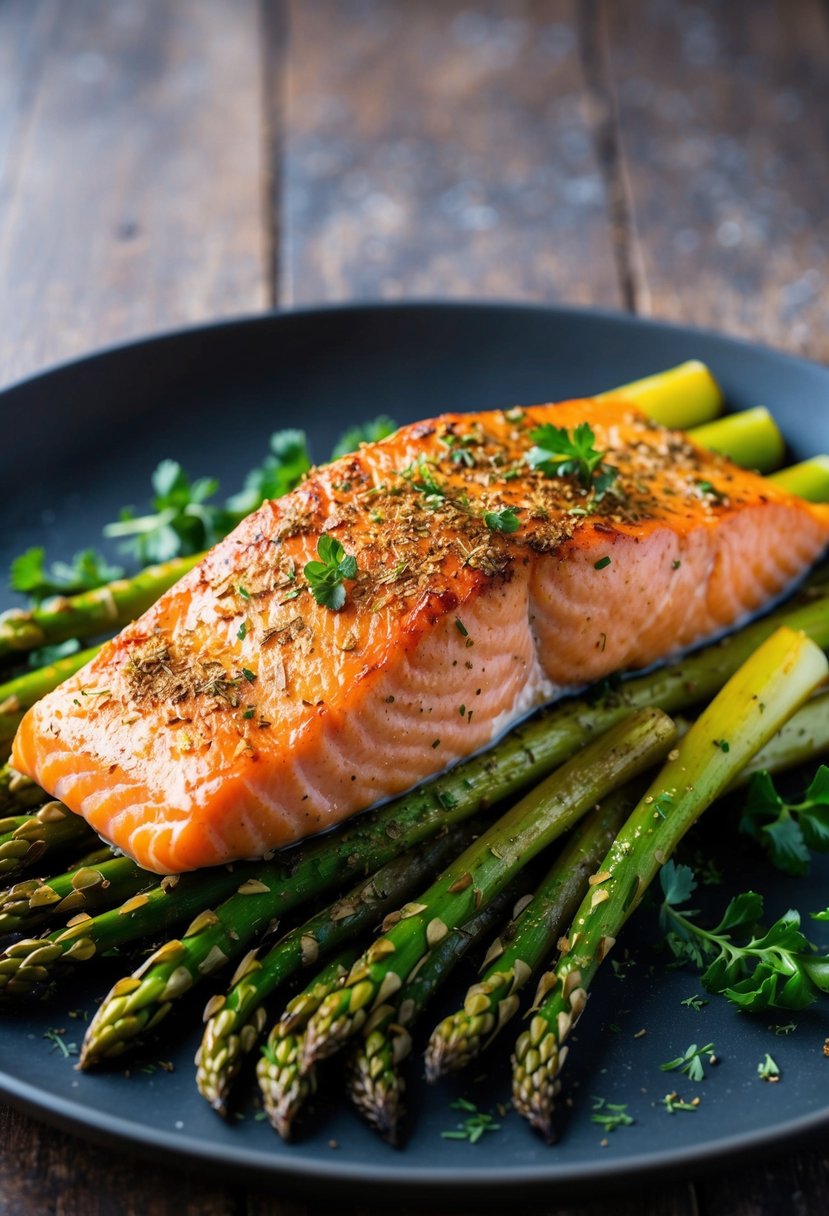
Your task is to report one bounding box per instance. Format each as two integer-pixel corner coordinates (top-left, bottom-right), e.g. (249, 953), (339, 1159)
(527, 422), (619, 499)
(304, 535), (358, 611)
(225, 429), (311, 517)
(331, 415), (397, 459)
(659, 863), (829, 1013)
(10, 547), (124, 604)
(740, 767), (829, 876)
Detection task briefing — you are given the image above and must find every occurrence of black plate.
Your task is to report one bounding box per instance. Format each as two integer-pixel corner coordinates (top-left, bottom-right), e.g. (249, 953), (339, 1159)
(0, 303), (827, 1203)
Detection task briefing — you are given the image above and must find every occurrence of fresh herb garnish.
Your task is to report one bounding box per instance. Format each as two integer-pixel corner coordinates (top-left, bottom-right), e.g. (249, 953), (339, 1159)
(660, 1042), (716, 1083)
(11, 547), (123, 604)
(590, 1097), (634, 1131)
(527, 422), (619, 499)
(594, 555), (612, 570)
(758, 1052), (781, 1081)
(105, 460), (230, 563)
(225, 429), (311, 516)
(441, 1098), (502, 1143)
(740, 766), (829, 876)
(483, 508), (520, 534)
(659, 861), (829, 1012)
(331, 416), (397, 459)
(304, 535), (358, 611)
(43, 1028), (77, 1058)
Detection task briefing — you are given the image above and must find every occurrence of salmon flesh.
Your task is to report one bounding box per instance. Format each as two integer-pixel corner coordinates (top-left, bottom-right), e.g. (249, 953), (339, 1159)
(12, 398), (829, 873)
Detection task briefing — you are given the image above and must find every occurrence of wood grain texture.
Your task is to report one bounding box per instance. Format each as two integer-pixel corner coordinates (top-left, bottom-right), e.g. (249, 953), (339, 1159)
(0, 1106), (242, 1216)
(0, 0), (268, 390)
(599, 0), (829, 359)
(696, 1147), (829, 1216)
(281, 0), (621, 306)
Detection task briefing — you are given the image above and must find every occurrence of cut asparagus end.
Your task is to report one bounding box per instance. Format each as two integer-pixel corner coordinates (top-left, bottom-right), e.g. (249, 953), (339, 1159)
(512, 626), (829, 1141)
(688, 407), (785, 473)
(769, 455), (829, 502)
(599, 360), (724, 428)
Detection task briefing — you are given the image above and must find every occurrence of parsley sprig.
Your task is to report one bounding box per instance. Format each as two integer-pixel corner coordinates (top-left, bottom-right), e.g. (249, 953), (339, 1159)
(740, 766), (829, 876)
(331, 415), (397, 459)
(10, 547), (123, 604)
(104, 460), (231, 564)
(659, 861), (829, 1012)
(527, 422), (619, 499)
(304, 535), (358, 611)
(225, 429), (311, 516)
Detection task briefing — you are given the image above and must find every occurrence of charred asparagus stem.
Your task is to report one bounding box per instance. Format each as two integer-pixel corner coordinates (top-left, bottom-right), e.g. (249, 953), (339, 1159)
(302, 709), (677, 1070)
(194, 827), (478, 1112)
(0, 553), (200, 664)
(512, 626), (829, 1141)
(347, 881), (524, 1144)
(0, 802), (97, 877)
(257, 950), (359, 1140)
(0, 852), (151, 936)
(424, 786), (638, 1081)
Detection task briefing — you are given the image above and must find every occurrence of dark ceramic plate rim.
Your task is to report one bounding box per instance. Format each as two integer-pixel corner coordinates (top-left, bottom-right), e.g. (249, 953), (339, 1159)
(0, 299), (827, 1198)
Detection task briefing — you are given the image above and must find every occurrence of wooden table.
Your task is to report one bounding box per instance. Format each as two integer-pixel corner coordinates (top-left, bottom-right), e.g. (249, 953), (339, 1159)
(1, 1), (827, 1211)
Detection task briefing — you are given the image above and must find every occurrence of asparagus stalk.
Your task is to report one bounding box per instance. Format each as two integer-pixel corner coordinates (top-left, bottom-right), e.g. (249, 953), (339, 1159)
(76, 599), (806, 1075)
(302, 709), (677, 1070)
(0, 766), (43, 814)
(192, 826), (478, 1110)
(688, 407), (784, 473)
(424, 785), (638, 1081)
(257, 950), (359, 1140)
(0, 553), (200, 664)
(512, 625), (829, 1140)
(598, 360), (724, 428)
(769, 455), (829, 502)
(0, 644), (102, 744)
(732, 690), (829, 785)
(0, 852), (152, 936)
(347, 881), (524, 1144)
(0, 865), (248, 999)
(0, 802), (97, 877)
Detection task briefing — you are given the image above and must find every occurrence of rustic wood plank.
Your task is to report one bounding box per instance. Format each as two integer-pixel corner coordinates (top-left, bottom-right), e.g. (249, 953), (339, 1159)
(280, 0), (621, 306)
(600, 0), (829, 359)
(0, 1106), (242, 1216)
(0, 0), (268, 390)
(696, 1148), (829, 1216)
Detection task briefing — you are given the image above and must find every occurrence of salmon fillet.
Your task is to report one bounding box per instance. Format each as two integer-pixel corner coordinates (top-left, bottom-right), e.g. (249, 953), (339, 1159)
(12, 398), (829, 873)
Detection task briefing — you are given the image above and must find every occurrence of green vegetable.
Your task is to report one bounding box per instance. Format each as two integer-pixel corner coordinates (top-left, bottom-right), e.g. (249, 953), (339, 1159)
(527, 422), (618, 499)
(598, 361), (724, 428)
(740, 766), (829, 875)
(303, 535), (358, 610)
(331, 416), (397, 459)
(511, 625), (828, 1140)
(659, 861), (829, 1013)
(10, 548), (123, 605)
(225, 429), (311, 516)
(104, 460), (230, 564)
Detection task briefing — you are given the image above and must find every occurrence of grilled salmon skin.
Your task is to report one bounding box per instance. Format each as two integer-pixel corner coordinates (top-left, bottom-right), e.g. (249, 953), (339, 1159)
(13, 399), (829, 873)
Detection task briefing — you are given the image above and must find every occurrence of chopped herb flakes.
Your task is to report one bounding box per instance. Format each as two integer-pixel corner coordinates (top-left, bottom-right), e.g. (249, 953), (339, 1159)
(590, 1097), (634, 1131)
(661, 1092), (699, 1114)
(680, 994), (709, 1012)
(594, 555), (612, 570)
(441, 1098), (502, 1144)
